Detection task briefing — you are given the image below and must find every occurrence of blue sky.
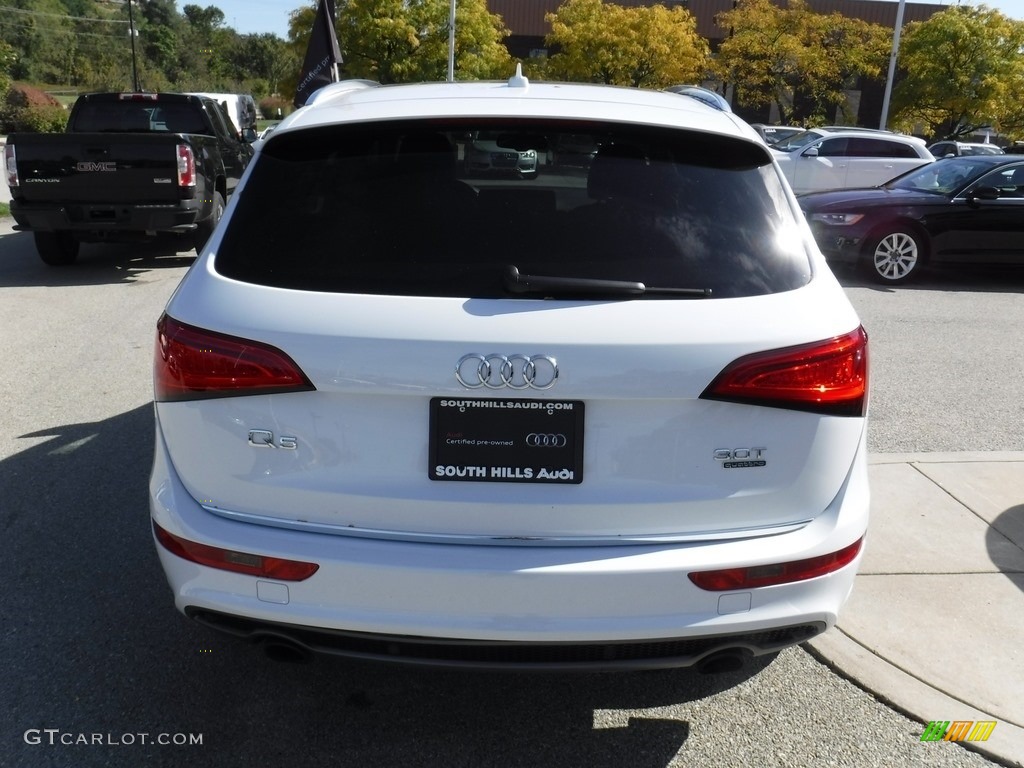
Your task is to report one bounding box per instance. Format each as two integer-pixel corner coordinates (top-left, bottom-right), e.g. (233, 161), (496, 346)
(213, 0), (1024, 39)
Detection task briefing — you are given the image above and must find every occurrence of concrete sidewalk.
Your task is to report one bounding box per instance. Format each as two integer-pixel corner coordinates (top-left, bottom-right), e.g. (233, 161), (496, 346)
(808, 452), (1024, 767)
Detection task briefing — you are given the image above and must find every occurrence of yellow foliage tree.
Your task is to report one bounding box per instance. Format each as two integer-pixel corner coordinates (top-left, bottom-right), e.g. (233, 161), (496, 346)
(890, 4), (1024, 140)
(543, 0), (710, 89)
(714, 0), (888, 125)
(286, 0), (512, 88)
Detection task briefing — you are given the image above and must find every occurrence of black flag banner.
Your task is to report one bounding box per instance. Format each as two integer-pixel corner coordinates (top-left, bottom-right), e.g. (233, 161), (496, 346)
(294, 0), (343, 108)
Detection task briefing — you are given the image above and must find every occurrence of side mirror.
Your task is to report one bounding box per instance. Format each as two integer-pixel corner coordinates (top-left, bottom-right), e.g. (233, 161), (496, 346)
(802, 146), (819, 158)
(241, 127), (258, 143)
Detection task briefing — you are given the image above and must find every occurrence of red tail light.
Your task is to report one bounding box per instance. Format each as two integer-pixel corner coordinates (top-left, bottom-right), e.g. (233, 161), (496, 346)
(153, 522), (319, 581)
(155, 314), (314, 401)
(689, 538), (863, 591)
(701, 326), (868, 416)
(176, 143), (195, 187)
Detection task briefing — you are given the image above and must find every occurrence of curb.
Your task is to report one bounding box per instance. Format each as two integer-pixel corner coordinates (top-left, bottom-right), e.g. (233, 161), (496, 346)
(809, 451), (1024, 768)
(806, 630), (1024, 768)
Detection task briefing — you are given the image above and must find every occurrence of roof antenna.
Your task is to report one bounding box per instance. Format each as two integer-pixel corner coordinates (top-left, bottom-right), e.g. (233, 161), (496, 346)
(508, 63), (529, 89)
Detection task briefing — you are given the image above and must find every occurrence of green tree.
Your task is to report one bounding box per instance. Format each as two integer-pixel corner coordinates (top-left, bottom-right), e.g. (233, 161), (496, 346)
(286, 0), (511, 91)
(543, 0), (710, 88)
(0, 0), (79, 83)
(178, 4), (237, 88)
(223, 33), (295, 97)
(182, 3), (225, 34)
(714, 0), (888, 125)
(0, 40), (15, 97)
(889, 4), (1024, 140)
(799, 6), (889, 124)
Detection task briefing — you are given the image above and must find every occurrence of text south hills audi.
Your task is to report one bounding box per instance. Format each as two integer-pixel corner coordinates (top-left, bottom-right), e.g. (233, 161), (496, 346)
(150, 74), (869, 671)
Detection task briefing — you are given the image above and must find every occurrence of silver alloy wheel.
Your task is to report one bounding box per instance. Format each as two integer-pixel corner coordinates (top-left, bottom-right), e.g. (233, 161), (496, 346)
(872, 230), (920, 282)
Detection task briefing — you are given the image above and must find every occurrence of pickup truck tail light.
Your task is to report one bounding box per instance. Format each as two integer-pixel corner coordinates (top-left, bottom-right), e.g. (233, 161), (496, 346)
(4, 144), (17, 187)
(176, 144), (196, 188)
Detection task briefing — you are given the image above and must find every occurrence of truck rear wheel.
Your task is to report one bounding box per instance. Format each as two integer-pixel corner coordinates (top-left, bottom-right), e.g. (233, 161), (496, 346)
(193, 192), (225, 253)
(34, 231), (80, 266)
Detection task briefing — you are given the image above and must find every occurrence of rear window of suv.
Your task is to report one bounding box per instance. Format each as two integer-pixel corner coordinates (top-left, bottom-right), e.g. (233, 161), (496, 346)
(215, 119), (812, 299)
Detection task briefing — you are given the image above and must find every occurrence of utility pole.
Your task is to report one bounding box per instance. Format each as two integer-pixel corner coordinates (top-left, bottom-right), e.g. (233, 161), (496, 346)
(128, 0), (140, 91)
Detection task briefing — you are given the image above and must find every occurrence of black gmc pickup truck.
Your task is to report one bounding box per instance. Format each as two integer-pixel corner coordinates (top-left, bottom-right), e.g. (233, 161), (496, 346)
(4, 92), (255, 265)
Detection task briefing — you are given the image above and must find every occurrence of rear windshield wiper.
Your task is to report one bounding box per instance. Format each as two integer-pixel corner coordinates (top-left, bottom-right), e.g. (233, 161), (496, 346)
(503, 265), (711, 298)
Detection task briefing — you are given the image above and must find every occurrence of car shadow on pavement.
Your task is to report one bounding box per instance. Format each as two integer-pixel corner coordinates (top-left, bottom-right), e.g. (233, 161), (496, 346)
(831, 261), (1024, 293)
(2, 404), (779, 768)
(0, 228), (196, 289)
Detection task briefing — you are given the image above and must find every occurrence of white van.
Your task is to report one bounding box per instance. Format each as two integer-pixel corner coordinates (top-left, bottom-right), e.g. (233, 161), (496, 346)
(185, 92), (257, 137)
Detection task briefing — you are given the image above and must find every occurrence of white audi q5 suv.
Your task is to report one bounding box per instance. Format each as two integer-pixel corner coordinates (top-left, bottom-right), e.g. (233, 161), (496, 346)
(150, 72), (869, 671)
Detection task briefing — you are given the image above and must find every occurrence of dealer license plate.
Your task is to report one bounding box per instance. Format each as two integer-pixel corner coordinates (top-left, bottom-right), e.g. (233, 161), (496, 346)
(429, 398), (584, 483)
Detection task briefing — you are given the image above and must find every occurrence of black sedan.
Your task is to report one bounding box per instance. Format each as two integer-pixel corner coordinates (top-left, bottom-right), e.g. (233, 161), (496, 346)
(799, 155), (1024, 283)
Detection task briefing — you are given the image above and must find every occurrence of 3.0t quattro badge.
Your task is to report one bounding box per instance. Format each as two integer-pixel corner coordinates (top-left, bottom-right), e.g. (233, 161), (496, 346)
(714, 447), (766, 468)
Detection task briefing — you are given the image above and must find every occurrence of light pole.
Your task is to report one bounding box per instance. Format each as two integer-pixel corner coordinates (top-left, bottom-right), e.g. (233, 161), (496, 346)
(878, 0), (906, 131)
(447, 0), (456, 82)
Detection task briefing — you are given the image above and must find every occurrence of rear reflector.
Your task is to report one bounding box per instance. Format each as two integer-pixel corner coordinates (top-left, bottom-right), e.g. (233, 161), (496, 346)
(153, 522), (319, 581)
(701, 326), (868, 416)
(688, 538), (863, 591)
(155, 314), (314, 401)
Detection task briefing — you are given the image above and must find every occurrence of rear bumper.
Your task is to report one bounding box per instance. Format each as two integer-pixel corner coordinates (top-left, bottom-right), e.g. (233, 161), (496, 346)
(10, 198), (203, 235)
(150, 422), (869, 668)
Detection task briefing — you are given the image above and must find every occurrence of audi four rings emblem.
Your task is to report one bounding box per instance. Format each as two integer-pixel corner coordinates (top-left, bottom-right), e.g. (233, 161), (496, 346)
(526, 433), (567, 448)
(456, 354), (558, 390)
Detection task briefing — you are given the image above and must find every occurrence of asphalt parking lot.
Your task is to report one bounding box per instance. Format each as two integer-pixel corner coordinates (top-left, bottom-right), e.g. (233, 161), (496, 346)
(2, 222), (1020, 768)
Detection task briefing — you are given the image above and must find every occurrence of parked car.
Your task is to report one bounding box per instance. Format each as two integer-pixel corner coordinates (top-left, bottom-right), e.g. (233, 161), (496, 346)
(749, 123), (804, 146)
(772, 128), (933, 194)
(799, 154), (1024, 283)
(464, 130), (539, 178)
(769, 125), (897, 153)
(151, 72), (869, 671)
(926, 140), (1004, 158)
(186, 92), (258, 138)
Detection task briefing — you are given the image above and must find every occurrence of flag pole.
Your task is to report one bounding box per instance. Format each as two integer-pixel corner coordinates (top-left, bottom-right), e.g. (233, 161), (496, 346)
(294, 0), (344, 107)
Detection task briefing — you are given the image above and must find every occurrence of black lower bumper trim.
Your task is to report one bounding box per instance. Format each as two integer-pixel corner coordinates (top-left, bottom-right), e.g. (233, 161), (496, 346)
(185, 607), (825, 670)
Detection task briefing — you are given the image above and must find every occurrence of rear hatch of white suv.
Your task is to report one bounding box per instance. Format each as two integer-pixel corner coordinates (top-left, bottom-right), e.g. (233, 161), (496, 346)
(155, 113), (866, 547)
